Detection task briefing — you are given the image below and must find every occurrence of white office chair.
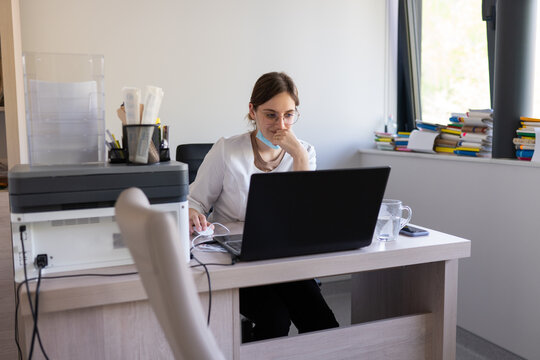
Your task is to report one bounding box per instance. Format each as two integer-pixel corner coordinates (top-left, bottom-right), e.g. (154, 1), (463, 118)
(115, 187), (225, 360)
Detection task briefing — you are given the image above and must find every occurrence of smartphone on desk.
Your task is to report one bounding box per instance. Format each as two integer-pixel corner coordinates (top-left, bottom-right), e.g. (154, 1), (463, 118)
(400, 225), (429, 237)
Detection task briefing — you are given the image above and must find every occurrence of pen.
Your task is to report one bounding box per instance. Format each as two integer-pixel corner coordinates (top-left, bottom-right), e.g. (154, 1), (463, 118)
(106, 129), (115, 144)
(162, 125), (169, 148)
(109, 132), (121, 149)
(156, 118), (162, 147)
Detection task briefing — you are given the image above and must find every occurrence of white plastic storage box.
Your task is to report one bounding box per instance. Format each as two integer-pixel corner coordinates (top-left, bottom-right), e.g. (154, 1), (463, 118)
(23, 52), (106, 165)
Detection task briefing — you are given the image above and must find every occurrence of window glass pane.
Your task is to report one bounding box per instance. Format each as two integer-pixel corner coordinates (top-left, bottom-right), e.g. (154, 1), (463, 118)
(421, 0), (490, 125)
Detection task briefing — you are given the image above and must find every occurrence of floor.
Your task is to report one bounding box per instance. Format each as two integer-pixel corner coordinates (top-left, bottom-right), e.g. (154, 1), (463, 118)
(455, 327), (525, 360)
(313, 276), (525, 360)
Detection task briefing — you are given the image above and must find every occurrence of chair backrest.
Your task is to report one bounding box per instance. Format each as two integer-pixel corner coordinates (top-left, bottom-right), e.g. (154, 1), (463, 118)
(115, 187), (225, 360)
(176, 144), (213, 183)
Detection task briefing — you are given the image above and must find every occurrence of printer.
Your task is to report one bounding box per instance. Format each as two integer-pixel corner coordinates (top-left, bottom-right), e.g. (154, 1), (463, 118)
(9, 162), (189, 282)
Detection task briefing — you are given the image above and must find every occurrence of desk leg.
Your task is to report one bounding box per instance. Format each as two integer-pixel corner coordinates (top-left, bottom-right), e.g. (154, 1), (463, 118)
(437, 259), (458, 360)
(351, 260), (459, 360)
(199, 288), (240, 360)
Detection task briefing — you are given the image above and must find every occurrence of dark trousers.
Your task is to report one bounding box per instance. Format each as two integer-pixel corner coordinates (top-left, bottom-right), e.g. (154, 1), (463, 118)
(239, 279), (339, 342)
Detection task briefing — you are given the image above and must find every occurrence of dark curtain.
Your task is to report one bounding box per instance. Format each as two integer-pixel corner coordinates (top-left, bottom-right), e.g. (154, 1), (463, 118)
(482, 0), (496, 107)
(397, 0), (420, 133)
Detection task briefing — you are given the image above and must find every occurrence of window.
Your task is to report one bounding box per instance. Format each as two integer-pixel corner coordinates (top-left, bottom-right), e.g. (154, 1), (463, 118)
(397, 0), (538, 158)
(420, 0), (491, 125)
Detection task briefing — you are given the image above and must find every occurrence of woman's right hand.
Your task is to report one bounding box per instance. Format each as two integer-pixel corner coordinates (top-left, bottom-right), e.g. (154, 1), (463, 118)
(189, 208), (213, 234)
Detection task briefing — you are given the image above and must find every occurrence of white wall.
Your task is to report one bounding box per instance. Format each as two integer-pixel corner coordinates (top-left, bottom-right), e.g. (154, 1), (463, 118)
(358, 150), (540, 360)
(19, 0), (388, 169)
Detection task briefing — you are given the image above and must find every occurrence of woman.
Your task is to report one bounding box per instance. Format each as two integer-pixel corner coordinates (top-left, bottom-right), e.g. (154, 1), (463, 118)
(188, 72), (338, 341)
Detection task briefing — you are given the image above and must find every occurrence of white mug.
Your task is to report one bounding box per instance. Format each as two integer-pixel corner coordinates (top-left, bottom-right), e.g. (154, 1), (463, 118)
(375, 199), (412, 241)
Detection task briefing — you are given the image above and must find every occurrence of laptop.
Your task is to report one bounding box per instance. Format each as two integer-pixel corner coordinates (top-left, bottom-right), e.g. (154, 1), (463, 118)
(213, 166), (390, 261)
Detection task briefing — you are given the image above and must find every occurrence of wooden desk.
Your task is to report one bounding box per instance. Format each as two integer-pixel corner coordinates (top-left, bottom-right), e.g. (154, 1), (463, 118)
(0, 191), (17, 359)
(18, 224), (470, 360)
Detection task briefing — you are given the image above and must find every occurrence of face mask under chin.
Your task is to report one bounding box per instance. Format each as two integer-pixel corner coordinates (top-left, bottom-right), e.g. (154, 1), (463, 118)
(256, 129), (280, 150)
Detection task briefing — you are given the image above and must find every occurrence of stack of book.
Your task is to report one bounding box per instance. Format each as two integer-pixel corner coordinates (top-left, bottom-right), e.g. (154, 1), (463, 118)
(448, 109), (493, 157)
(434, 138), (457, 154)
(435, 123), (460, 155)
(374, 132), (395, 151)
(394, 132), (411, 152)
(416, 120), (444, 133)
(513, 116), (540, 161)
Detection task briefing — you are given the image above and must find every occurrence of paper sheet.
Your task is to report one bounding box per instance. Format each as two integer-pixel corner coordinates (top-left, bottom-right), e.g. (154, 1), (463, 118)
(122, 87), (141, 125)
(407, 129), (438, 153)
(141, 86), (164, 125)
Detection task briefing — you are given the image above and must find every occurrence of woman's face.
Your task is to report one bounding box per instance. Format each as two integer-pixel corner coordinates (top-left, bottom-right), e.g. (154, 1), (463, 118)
(250, 92), (296, 143)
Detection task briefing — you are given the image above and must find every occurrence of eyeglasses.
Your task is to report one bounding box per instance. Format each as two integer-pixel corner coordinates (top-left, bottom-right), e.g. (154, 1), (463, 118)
(260, 110), (300, 125)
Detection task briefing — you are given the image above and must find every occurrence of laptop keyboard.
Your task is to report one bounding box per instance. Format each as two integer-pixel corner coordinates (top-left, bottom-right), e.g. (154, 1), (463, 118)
(227, 240), (242, 252)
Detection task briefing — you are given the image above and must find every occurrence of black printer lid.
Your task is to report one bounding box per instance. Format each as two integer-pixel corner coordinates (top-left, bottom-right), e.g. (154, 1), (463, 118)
(9, 162), (188, 179)
(9, 162), (189, 213)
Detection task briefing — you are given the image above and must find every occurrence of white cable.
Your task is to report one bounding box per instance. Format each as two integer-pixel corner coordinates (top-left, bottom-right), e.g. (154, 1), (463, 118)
(210, 222), (230, 236)
(190, 234), (203, 249)
(190, 222), (231, 252)
(191, 238), (227, 253)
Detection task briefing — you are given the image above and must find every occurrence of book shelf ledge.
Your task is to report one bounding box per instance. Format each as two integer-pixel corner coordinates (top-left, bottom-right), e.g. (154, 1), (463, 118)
(359, 148), (540, 169)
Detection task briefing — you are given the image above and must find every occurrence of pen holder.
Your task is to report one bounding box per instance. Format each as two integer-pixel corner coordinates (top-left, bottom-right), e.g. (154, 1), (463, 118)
(124, 124), (160, 164)
(160, 148), (170, 162)
(108, 148), (126, 163)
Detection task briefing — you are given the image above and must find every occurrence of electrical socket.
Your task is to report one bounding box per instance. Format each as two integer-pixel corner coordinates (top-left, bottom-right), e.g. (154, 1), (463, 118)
(34, 254), (48, 268)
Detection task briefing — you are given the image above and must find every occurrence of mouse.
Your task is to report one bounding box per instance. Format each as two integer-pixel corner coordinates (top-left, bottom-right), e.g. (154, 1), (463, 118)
(193, 226), (214, 236)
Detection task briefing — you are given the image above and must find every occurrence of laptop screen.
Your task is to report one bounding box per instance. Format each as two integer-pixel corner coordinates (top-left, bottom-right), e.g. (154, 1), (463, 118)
(238, 167), (390, 261)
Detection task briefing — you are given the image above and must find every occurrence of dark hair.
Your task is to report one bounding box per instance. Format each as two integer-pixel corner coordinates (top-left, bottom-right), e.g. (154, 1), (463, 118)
(248, 72), (299, 121)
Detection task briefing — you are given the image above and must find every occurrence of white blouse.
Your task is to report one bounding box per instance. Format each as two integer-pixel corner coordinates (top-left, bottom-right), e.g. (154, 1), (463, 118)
(188, 132), (316, 223)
